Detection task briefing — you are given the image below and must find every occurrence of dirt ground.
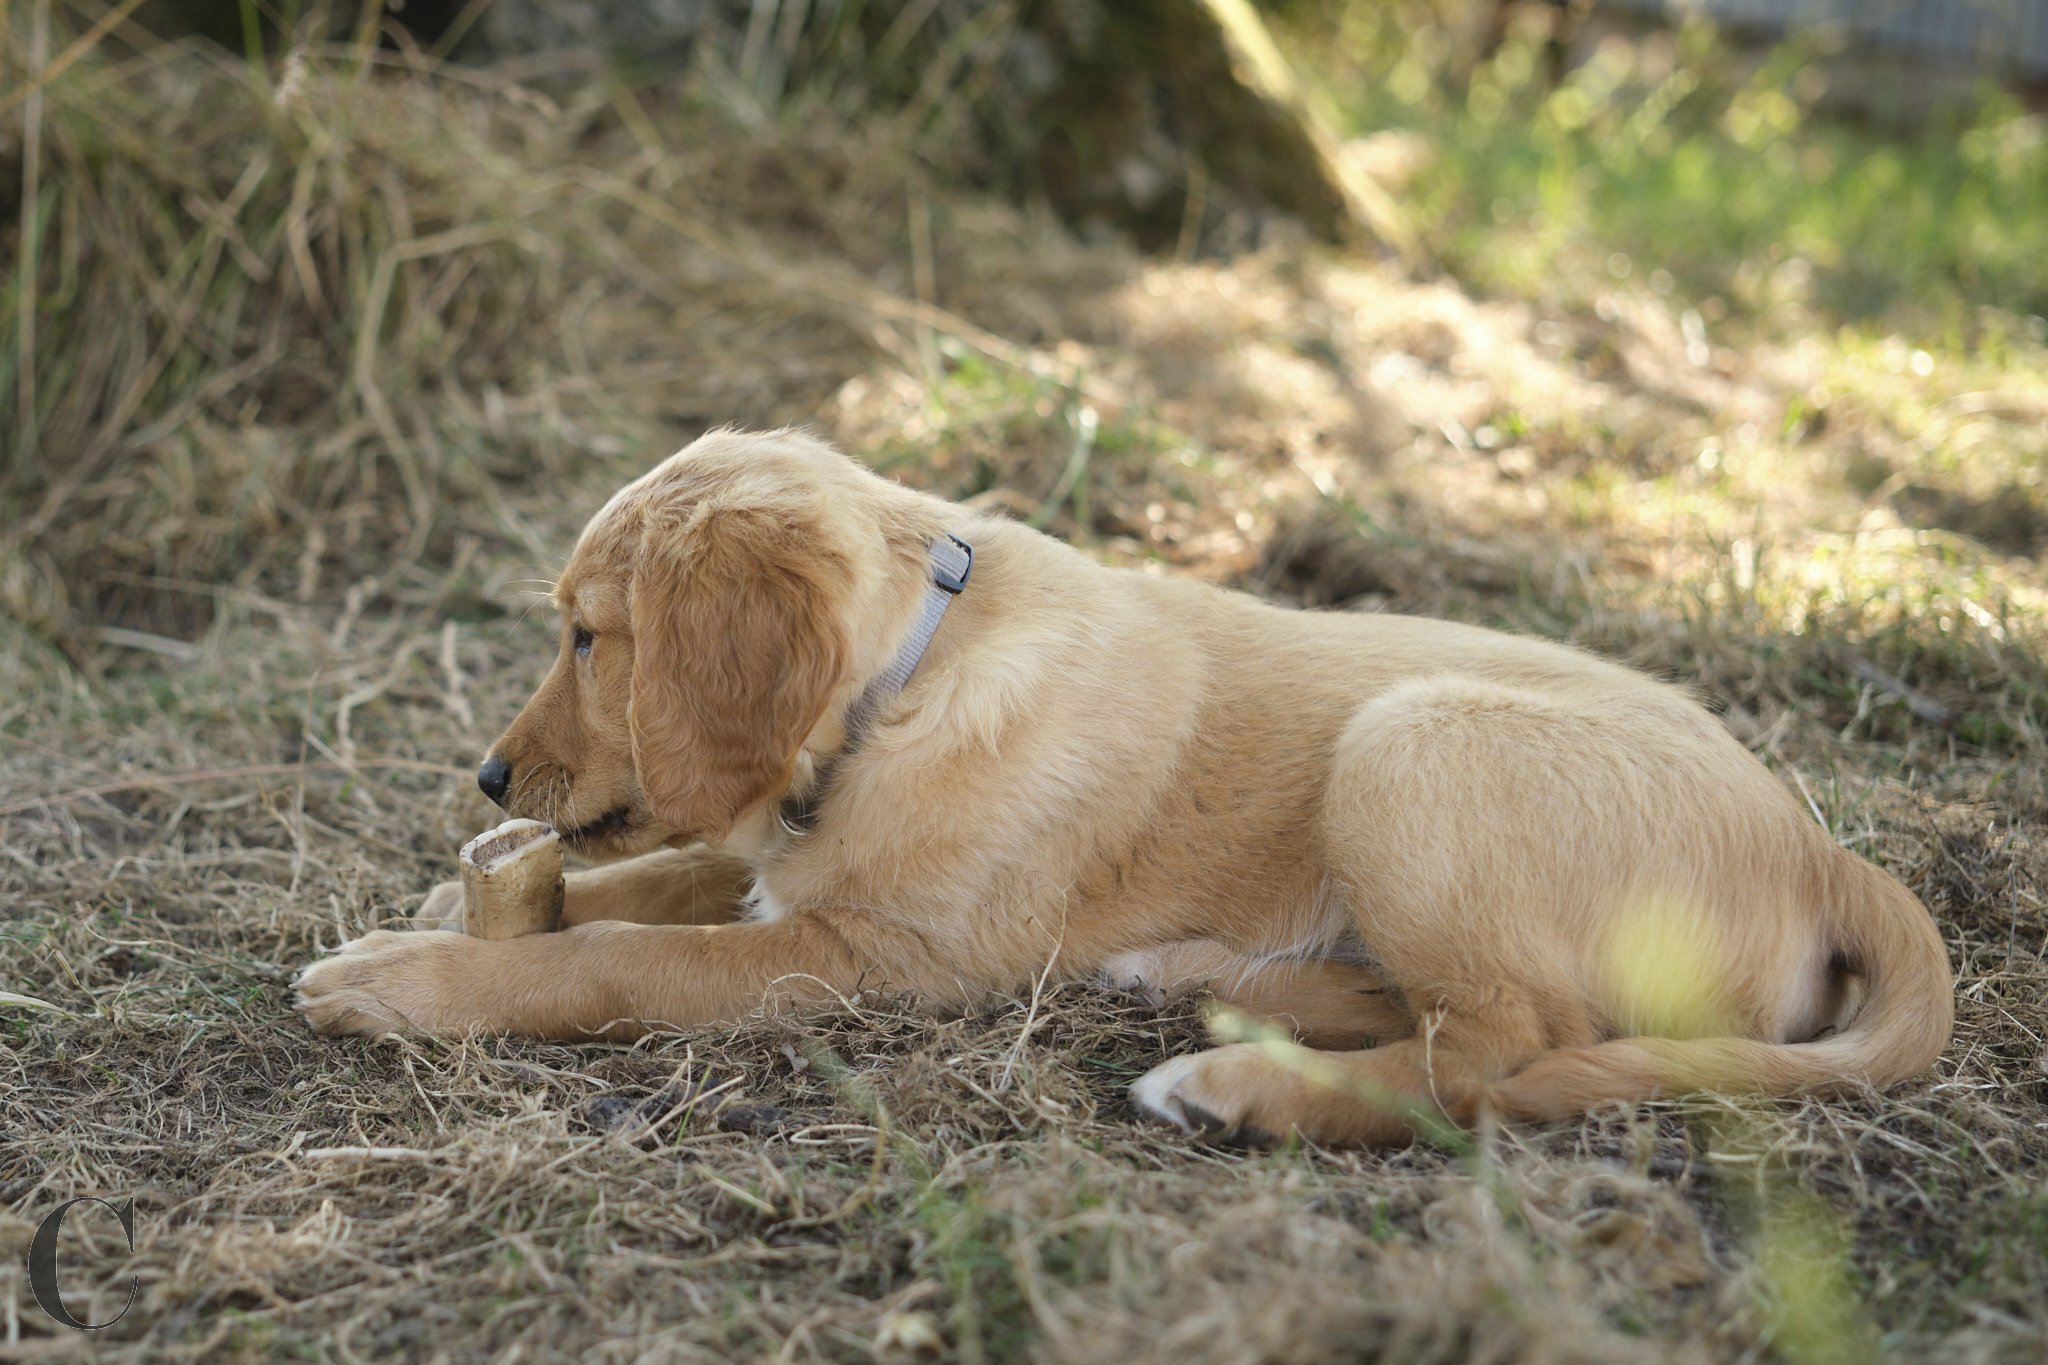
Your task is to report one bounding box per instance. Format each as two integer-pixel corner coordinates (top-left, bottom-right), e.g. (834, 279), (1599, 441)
(5, 39), (2048, 1365)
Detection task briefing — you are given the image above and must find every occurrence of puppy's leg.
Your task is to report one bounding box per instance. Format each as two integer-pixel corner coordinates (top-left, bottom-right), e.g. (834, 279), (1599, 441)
(412, 845), (752, 931)
(1132, 991), (1546, 1145)
(556, 845), (753, 928)
(1104, 940), (1414, 1050)
(297, 908), (941, 1041)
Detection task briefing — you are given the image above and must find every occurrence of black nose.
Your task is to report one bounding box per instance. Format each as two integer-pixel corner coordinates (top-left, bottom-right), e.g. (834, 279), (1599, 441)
(477, 754), (512, 807)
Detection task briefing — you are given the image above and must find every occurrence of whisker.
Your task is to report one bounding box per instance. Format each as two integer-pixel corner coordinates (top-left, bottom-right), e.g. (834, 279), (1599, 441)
(511, 599), (556, 631)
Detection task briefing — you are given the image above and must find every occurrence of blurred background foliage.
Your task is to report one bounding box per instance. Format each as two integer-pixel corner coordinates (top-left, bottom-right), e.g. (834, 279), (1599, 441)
(1266, 0), (2048, 336)
(3, 0), (2046, 714)
(123, 0), (2048, 340)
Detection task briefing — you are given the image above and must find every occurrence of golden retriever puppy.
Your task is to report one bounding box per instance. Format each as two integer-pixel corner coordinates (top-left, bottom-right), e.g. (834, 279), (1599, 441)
(295, 429), (1953, 1145)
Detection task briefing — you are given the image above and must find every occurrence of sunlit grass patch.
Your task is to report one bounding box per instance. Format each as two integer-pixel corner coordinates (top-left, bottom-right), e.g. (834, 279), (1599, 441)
(834, 329), (1280, 579)
(1282, 5), (2048, 341)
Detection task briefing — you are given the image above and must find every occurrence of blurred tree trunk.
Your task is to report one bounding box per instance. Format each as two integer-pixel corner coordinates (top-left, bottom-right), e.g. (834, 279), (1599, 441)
(448, 0), (1409, 257)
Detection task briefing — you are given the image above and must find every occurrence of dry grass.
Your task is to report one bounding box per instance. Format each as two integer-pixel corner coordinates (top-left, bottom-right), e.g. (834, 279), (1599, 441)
(6, 19), (2048, 1365)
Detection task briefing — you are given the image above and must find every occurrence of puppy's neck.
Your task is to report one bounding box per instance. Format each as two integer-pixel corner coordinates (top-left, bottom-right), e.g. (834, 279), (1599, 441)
(777, 533), (973, 838)
(840, 532), (972, 748)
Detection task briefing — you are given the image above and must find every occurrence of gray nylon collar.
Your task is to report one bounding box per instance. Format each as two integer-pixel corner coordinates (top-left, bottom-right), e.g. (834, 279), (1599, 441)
(777, 533), (972, 835)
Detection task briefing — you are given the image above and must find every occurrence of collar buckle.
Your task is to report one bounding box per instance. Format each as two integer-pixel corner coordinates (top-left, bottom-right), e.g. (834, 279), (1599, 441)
(930, 533), (973, 595)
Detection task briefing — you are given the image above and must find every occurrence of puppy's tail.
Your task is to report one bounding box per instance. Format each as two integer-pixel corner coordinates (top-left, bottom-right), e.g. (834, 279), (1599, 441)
(1490, 855), (1954, 1120)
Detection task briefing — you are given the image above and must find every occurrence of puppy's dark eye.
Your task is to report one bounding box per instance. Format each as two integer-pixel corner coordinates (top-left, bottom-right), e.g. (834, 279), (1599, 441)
(573, 627), (594, 657)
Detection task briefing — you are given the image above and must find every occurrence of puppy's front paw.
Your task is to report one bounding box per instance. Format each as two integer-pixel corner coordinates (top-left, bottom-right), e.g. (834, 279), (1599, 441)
(1130, 1047), (1279, 1147)
(293, 929), (478, 1037)
(414, 879), (466, 931)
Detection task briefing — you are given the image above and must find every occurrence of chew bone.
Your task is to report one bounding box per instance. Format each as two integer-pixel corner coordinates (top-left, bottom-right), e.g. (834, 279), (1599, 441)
(459, 819), (564, 939)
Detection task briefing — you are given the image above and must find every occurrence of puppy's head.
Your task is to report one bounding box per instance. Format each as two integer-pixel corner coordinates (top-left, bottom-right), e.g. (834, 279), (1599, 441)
(479, 430), (935, 859)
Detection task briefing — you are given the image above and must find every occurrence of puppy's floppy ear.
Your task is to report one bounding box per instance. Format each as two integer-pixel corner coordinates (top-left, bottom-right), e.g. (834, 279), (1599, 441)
(629, 508), (852, 841)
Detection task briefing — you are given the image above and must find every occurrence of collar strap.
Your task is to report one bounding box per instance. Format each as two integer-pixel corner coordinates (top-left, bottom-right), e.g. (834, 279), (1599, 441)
(841, 532), (973, 748)
(779, 533), (972, 835)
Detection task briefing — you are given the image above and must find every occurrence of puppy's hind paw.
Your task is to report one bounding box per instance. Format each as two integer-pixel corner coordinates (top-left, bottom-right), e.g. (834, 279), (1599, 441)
(1130, 1051), (1278, 1148)
(1130, 1053), (1204, 1132)
(1097, 949), (1168, 1005)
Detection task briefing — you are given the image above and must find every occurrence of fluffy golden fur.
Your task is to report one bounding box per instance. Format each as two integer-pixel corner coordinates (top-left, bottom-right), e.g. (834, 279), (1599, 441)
(294, 429), (1954, 1145)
